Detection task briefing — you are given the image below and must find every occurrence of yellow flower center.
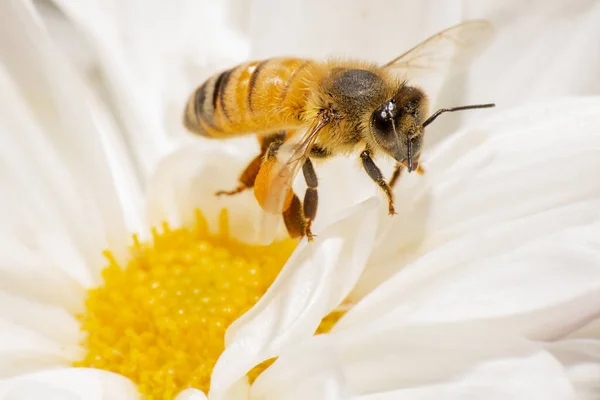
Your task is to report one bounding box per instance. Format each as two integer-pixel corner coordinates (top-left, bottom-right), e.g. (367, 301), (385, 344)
(74, 210), (343, 398)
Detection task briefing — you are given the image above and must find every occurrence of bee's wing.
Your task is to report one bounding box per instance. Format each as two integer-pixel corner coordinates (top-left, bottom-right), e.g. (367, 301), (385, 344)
(255, 114), (331, 244)
(383, 19), (494, 80)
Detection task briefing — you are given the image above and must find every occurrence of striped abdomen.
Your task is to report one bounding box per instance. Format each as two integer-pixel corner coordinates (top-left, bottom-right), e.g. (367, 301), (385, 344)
(183, 58), (315, 138)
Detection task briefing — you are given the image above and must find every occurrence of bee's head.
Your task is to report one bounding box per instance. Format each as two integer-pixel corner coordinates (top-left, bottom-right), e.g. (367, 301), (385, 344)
(369, 83), (496, 171)
(369, 85), (428, 172)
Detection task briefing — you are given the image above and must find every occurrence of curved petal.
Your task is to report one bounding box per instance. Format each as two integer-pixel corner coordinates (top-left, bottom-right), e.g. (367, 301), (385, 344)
(0, 291), (80, 346)
(0, 232), (84, 313)
(546, 339), (600, 400)
(449, 1), (600, 142)
(0, 0), (138, 277)
(46, 0), (250, 178)
(0, 63), (94, 289)
(343, 97), (600, 339)
(209, 197), (379, 400)
(145, 139), (271, 243)
(348, 223), (600, 339)
(365, 96), (600, 272)
(0, 321), (79, 379)
(175, 388), (209, 400)
(252, 323), (575, 400)
(0, 368), (138, 400)
(246, 0), (462, 62)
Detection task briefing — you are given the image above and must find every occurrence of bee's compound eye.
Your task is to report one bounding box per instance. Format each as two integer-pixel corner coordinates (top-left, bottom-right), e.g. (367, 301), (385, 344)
(371, 101), (399, 140)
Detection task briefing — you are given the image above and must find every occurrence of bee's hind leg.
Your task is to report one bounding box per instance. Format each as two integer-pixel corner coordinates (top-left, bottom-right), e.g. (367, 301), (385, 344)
(282, 194), (306, 239)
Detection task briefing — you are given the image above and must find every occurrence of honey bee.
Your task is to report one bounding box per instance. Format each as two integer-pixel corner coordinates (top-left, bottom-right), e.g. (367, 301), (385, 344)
(183, 20), (496, 243)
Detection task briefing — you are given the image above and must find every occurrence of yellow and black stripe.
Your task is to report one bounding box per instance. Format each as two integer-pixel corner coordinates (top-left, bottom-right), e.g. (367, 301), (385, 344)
(183, 58), (314, 139)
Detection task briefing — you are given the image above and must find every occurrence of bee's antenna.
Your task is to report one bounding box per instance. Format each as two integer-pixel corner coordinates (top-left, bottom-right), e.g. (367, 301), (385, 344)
(422, 103), (496, 128)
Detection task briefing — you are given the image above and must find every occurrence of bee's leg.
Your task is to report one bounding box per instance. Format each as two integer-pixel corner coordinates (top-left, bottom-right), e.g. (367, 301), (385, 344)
(215, 153), (263, 196)
(282, 194), (306, 239)
(388, 162), (426, 189)
(388, 165), (403, 189)
(216, 132), (286, 196)
(302, 158), (318, 241)
(360, 150), (396, 215)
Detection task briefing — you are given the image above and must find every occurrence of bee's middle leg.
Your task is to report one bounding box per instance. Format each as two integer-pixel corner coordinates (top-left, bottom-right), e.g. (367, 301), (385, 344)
(301, 158), (318, 241)
(360, 150), (396, 215)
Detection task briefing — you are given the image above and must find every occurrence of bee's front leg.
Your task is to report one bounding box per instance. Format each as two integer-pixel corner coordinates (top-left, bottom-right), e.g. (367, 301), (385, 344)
(387, 162), (425, 189)
(360, 150), (396, 215)
(388, 164), (403, 189)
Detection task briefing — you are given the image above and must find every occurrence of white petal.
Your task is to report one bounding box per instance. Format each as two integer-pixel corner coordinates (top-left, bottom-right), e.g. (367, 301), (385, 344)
(209, 197), (379, 400)
(0, 291), (80, 346)
(0, 0), (133, 275)
(33, 1), (146, 237)
(567, 317), (600, 340)
(253, 323), (574, 400)
(546, 339), (600, 400)
(246, 0), (459, 61)
(175, 388), (208, 400)
(34, 2), (96, 77)
(345, 220), (600, 339)
(3, 384), (78, 400)
(43, 0), (172, 177)
(375, 96), (600, 266)
(449, 1), (600, 142)
(251, 338), (347, 400)
(344, 97), (600, 339)
(0, 368), (138, 400)
(49, 0), (249, 178)
(223, 380), (250, 400)
(0, 321), (78, 378)
(0, 234), (84, 313)
(146, 139), (269, 243)
(0, 65), (94, 288)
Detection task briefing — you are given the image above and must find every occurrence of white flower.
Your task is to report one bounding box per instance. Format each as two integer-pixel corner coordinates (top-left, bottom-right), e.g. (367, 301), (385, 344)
(1, 1), (600, 400)
(201, 97), (600, 400)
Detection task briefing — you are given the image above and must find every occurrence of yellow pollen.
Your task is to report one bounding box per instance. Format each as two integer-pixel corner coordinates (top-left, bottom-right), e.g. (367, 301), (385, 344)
(74, 210), (300, 398)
